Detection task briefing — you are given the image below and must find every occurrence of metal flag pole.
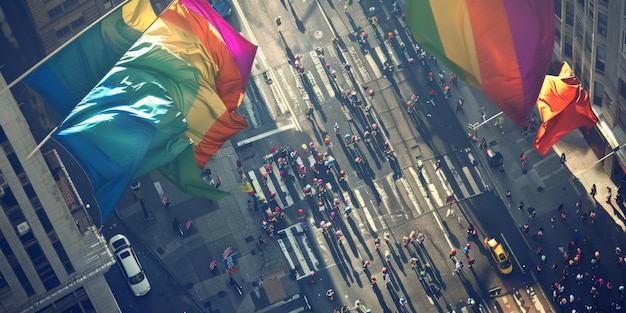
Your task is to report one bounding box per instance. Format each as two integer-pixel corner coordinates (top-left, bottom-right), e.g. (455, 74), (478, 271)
(26, 127), (58, 160)
(469, 111), (504, 131)
(593, 145), (625, 166)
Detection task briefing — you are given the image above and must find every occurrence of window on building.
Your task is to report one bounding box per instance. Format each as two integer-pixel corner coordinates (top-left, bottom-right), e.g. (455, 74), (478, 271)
(555, 0), (562, 19)
(599, 0), (608, 6)
(48, 0), (80, 19)
(55, 16), (85, 40)
(566, 2), (574, 26)
(576, 0), (584, 8)
(588, 0), (594, 19)
(597, 12), (607, 38)
(565, 37), (573, 58)
(620, 79), (626, 101)
(556, 26), (561, 45)
(596, 45), (606, 74)
(47, 5), (64, 19)
(594, 81), (604, 105)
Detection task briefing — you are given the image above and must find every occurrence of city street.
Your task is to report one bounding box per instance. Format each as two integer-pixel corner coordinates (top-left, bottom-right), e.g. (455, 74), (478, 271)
(98, 0), (626, 312)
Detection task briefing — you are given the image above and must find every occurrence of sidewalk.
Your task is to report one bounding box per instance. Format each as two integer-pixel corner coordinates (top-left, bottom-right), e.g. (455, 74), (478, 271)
(439, 59), (626, 310)
(116, 140), (296, 313)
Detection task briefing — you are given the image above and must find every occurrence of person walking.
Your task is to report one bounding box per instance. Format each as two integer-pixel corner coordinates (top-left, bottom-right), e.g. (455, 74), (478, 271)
(518, 200), (524, 211)
(326, 288), (335, 300)
(560, 153), (567, 167)
(590, 184), (597, 197)
(606, 187), (613, 204)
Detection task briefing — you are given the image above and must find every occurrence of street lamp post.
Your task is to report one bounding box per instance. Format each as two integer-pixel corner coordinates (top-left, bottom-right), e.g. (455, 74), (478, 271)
(130, 181), (150, 219)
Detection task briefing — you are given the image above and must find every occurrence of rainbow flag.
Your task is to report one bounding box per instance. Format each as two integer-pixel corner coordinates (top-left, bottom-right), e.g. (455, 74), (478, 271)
(51, 0), (256, 219)
(404, 0), (554, 125)
(24, 0), (158, 118)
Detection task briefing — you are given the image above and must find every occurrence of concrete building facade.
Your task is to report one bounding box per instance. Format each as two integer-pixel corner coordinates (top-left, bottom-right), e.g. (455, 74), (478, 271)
(0, 73), (119, 312)
(554, 0), (626, 181)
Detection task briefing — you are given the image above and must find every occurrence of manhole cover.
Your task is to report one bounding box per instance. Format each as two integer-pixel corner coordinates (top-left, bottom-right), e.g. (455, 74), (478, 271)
(245, 236), (254, 243)
(537, 186), (544, 192)
(314, 30), (323, 39)
(156, 247), (165, 255)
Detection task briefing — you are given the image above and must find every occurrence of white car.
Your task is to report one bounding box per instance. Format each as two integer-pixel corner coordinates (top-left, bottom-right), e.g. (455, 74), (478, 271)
(109, 234), (151, 296)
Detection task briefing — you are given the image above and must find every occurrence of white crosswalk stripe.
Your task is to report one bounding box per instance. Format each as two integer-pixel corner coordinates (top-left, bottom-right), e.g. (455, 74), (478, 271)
(354, 151), (483, 231)
(310, 51), (334, 96)
(272, 161), (294, 207)
(462, 166), (480, 195)
(405, 168), (423, 215)
(354, 189), (377, 232)
(247, 170), (266, 202)
(386, 175), (410, 220)
(443, 155), (469, 197)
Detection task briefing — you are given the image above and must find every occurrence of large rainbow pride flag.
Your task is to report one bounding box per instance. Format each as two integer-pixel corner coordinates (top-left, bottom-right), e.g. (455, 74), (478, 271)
(25, 0), (257, 219)
(404, 0), (555, 125)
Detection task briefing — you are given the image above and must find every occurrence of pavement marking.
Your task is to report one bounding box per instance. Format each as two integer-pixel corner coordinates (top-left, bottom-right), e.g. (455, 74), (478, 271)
(310, 51), (334, 96)
(423, 165), (444, 208)
(277, 238), (296, 271)
(501, 232), (525, 274)
(404, 167), (423, 215)
(434, 160), (454, 197)
(236, 124), (296, 147)
(354, 189), (377, 232)
(443, 155), (469, 198)
(462, 166), (480, 196)
(247, 170), (266, 203)
(272, 161), (294, 207)
(373, 181), (393, 217)
(304, 69), (326, 103)
(386, 174), (409, 220)
(416, 169), (436, 211)
(280, 226), (312, 280)
(363, 51), (382, 79)
(347, 46), (373, 82)
(259, 166), (282, 207)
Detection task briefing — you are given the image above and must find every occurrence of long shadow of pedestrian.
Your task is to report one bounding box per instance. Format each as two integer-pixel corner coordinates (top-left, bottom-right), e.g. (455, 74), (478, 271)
(372, 284), (392, 312)
(279, 31), (294, 61)
(287, 1), (305, 33)
(363, 140), (383, 170)
(324, 232), (354, 286)
(389, 157), (403, 179)
(348, 217), (373, 260)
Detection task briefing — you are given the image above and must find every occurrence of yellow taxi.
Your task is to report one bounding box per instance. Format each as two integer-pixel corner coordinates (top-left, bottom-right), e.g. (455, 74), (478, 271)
(484, 237), (513, 275)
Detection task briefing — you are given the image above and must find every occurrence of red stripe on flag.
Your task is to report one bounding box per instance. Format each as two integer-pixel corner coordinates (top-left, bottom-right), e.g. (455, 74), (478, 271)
(223, 246), (232, 259)
(209, 259), (217, 270)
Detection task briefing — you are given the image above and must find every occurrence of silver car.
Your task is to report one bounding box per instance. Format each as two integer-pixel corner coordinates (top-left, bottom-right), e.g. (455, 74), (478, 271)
(109, 234), (151, 296)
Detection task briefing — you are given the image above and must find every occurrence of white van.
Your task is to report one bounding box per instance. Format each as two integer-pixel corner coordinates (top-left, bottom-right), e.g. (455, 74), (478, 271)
(109, 234), (151, 296)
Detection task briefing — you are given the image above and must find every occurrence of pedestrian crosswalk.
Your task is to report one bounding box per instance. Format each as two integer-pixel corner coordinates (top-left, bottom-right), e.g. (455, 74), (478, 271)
(246, 147), (486, 234)
(347, 149), (486, 233)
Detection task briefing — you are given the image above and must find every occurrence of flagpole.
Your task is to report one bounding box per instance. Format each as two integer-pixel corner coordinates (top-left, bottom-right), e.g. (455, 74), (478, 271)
(26, 127), (57, 160)
(593, 145), (625, 166)
(469, 111), (504, 130)
(0, 0), (131, 98)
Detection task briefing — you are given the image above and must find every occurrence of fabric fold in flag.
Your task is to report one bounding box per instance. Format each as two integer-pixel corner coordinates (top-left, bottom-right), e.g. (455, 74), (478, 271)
(49, 0), (256, 220)
(404, 0), (554, 125)
(24, 0), (158, 118)
(157, 145), (229, 201)
(534, 62), (598, 155)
